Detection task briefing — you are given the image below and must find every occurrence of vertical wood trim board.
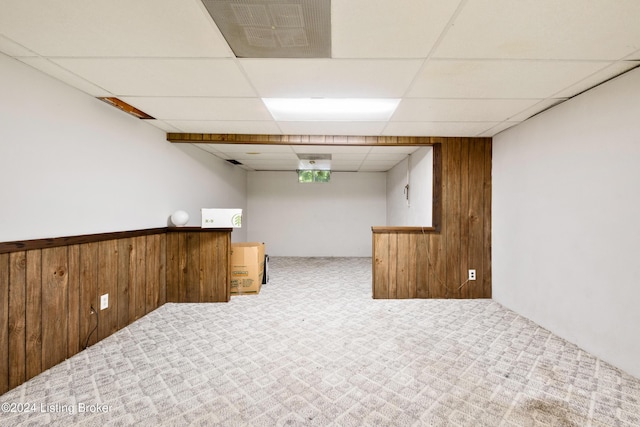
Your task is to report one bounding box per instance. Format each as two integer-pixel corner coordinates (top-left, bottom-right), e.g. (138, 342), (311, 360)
(373, 138), (492, 299)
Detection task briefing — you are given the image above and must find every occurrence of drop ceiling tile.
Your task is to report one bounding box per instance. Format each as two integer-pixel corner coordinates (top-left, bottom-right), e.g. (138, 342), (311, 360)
(435, 0), (640, 60)
(508, 98), (567, 122)
(478, 122), (520, 137)
(166, 120), (282, 134)
(246, 145), (297, 154)
(291, 146), (371, 155)
(194, 144), (229, 157)
(225, 152), (298, 161)
(554, 61), (640, 98)
(407, 60), (611, 99)
(369, 146), (421, 155)
(51, 59), (256, 97)
(383, 121), (498, 137)
(241, 159), (300, 171)
(0, 0), (232, 57)
(332, 153), (369, 162)
(0, 35), (35, 56)
(211, 144), (295, 154)
(144, 120), (183, 133)
(331, 161), (365, 171)
(358, 161), (401, 172)
(392, 98), (541, 122)
(332, 0), (461, 58)
(365, 152), (410, 161)
(119, 97), (272, 121)
(17, 57), (113, 96)
(277, 121), (388, 136)
(240, 59), (423, 97)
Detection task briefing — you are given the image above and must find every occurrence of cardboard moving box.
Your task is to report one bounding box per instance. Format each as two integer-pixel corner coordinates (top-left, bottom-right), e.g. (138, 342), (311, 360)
(231, 242), (265, 295)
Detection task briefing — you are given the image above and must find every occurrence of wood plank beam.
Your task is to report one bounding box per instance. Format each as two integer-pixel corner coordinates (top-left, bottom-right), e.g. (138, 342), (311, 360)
(167, 133), (454, 146)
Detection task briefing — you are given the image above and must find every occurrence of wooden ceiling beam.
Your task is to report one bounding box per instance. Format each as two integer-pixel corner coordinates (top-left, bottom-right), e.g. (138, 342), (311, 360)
(165, 133), (475, 146)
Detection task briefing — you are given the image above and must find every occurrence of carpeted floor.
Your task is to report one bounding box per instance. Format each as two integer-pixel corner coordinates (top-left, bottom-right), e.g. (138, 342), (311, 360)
(1, 257), (639, 426)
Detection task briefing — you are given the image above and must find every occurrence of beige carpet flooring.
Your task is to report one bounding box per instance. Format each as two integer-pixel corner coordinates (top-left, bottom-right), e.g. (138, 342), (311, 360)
(1, 257), (639, 426)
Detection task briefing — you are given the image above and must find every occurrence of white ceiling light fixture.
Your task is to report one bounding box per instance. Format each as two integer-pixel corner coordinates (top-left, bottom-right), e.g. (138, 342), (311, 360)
(263, 98), (401, 121)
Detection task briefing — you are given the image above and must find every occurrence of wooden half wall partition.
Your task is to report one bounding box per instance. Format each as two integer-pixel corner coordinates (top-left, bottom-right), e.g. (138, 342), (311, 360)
(372, 137), (492, 299)
(167, 133), (492, 300)
(0, 227), (232, 395)
(166, 228), (231, 304)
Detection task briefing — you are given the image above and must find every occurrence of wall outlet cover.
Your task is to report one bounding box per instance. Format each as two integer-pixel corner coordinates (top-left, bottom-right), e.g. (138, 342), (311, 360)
(100, 294), (109, 310)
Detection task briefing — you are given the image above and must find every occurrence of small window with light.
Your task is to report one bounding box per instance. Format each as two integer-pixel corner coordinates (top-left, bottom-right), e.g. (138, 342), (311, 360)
(298, 169), (331, 183)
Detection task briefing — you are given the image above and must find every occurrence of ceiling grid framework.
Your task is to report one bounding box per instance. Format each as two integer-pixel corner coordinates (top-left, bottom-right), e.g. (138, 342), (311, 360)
(1, 0), (640, 171)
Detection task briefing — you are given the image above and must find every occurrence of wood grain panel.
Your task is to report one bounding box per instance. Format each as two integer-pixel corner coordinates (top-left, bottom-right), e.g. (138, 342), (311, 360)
(0, 253), (9, 394)
(25, 250), (42, 381)
(157, 235), (167, 307)
(67, 245), (80, 358)
(1, 228), (225, 394)
(185, 233), (201, 303)
(407, 234), (418, 299)
(145, 234), (165, 311)
(459, 139), (471, 299)
(416, 231), (429, 299)
(167, 133), (436, 146)
(214, 232), (230, 303)
(483, 141), (493, 298)
(117, 239), (131, 330)
(9, 252), (27, 389)
(372, 138), (492, 300)
(41, 247), (68, 371)
(388, 234), (398, 298)
(79, 243), (98, 349)
(165, 230), (231, 303)
(132, 236), (147, 321)
(177, 232), (188, 303)
(98, 240), (118, 340)
(0, 228), (166, 254)
(165, 232), (180, 303)
(396, 234), (411, 299)
(200, 233), (216, 302)
(468, 141), (486, 299)
(372, 233), (389, 299)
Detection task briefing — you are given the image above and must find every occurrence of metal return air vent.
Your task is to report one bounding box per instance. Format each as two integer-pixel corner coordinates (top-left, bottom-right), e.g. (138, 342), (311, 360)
(202, 0), (331, 58)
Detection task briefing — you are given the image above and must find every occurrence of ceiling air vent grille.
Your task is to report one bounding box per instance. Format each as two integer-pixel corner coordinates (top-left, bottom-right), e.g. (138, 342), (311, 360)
(201, 0), (331, 58)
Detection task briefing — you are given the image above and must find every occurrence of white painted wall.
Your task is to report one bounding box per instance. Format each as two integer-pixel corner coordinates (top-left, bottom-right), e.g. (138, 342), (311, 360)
(247, 171), (386, 256)
(0, 54), (247, 242)
(493, 67), (640, 378)
(386, 146), (433, 226)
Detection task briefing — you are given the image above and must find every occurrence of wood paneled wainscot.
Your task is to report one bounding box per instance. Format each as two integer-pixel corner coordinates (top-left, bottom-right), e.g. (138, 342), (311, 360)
(0, 227), (232, 395)
(0, 229), (167, 395)
(372, 138), (492, 299)
(166, 228), (231, 303)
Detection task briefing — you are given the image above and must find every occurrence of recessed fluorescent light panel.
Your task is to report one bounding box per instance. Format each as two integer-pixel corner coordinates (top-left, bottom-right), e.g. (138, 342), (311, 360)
(263, 98), (401, 121)
(201, 0), (331, 58)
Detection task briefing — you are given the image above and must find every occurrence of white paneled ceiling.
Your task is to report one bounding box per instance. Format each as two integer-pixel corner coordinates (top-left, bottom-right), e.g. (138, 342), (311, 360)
(1, 0), (639, 171)
(195, 144), (421, 172)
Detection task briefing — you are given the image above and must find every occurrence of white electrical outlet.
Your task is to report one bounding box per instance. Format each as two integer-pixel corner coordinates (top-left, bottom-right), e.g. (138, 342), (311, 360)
(100, 293), (109, 310)
(468, 269), (476, 281)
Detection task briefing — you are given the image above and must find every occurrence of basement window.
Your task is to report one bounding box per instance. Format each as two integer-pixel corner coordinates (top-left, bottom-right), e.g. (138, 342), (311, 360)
(298, 170), (330, 183)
